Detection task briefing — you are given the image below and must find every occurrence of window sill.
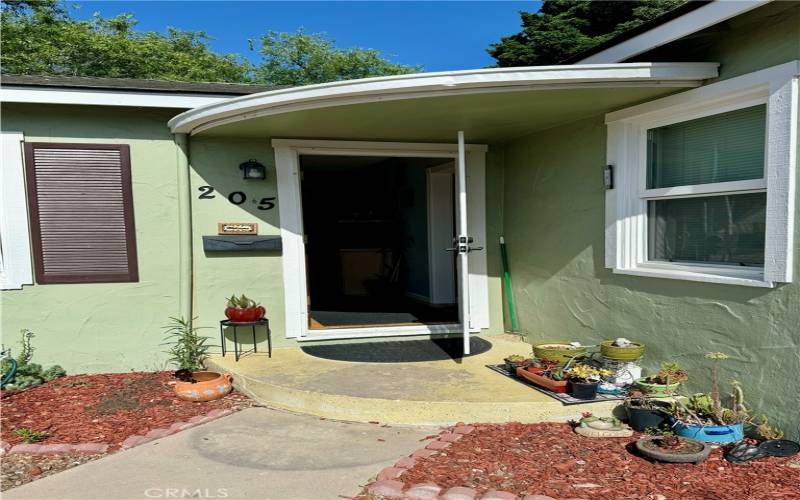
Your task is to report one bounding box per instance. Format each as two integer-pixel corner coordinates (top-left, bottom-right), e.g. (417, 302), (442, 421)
(612, 265), (774, 288)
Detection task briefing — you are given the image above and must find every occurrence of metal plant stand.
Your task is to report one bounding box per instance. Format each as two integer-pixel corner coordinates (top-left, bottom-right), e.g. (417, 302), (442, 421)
(219, 318), (271, 361)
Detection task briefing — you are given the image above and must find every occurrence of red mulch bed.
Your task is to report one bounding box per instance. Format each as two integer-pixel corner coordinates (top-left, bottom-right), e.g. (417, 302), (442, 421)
(398, 422), (800, 499)
(1, 372), (251, 449)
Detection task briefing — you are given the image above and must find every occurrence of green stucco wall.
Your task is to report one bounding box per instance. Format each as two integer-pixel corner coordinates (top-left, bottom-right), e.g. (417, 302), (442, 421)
(0, 104), (183, 372)
(187, 137), (288, 348)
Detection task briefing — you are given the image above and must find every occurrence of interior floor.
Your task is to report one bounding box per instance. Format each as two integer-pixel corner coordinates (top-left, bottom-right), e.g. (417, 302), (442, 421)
(309, 298), (458, 329)
(301, 154), (458, 330)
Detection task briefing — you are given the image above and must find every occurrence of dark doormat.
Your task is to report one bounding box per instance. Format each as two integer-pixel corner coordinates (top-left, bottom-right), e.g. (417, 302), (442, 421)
(301, 337), (492, 363)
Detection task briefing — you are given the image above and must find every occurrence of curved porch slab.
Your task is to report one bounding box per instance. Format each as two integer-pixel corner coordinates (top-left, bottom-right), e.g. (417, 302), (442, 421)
(205, 335), (621, 425)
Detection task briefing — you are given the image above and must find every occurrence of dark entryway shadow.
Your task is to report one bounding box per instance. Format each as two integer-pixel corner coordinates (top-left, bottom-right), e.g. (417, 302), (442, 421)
(301, 336), (492, 363)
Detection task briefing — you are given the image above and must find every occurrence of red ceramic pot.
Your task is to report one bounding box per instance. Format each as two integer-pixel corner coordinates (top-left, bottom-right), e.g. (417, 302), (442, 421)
(226, 307), (265, 322)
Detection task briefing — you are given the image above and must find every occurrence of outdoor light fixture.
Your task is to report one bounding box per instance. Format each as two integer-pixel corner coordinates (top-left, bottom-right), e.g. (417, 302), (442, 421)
(239, 159), (267, 180)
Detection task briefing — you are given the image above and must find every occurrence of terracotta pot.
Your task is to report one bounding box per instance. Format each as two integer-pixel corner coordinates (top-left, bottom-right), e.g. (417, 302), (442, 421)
(174, 371), (233, 402)
(516, 367), (569, 393)
(525, 366), (545, 374)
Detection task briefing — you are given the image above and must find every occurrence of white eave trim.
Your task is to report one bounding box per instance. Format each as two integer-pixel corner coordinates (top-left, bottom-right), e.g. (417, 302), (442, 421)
(577, 1), (769, 64)
(0, 86), (233, 109)
(168, 62), (719, 135)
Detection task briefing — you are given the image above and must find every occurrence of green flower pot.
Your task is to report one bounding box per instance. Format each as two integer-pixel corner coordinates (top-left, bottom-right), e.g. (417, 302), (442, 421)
(634, 377), (681, 397)
(532, 343), (586, 365)
(600, 341), (645, 361)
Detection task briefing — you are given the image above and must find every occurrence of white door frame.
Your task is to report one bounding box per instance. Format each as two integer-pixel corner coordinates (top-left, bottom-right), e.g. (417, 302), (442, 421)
(271, 138), (489, 340)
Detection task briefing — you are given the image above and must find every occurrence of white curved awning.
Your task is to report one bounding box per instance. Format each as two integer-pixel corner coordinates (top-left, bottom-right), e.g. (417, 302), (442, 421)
(168, 62), (719, 136)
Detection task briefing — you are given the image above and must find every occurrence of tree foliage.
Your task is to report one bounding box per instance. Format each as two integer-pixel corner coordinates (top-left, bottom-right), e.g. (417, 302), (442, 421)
(255, 30), (419, 86)
(488, 0), (686, 67)
(0, 1), (419, 84)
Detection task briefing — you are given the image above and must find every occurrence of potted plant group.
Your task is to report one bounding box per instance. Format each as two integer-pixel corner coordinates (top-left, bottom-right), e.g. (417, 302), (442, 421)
(634, 361), (688, 396)
(224, 294), (266, 323)
(624, 391), (673, 432)
(516, 361), (569, 393)
(566, 364), (613, 400)
(163, 317), (232, 402)
(666, 353), (747, 444)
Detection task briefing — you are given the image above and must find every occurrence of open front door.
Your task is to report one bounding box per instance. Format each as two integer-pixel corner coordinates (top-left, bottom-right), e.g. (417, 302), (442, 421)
(455, 131), (473, 355)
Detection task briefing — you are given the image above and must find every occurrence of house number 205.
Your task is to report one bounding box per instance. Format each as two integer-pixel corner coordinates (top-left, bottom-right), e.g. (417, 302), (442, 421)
(197, 186), (276, 210)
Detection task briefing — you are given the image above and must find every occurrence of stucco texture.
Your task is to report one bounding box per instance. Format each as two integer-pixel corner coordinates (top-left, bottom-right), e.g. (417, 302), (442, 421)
(501, 110), (800, 439)
(1, 104), (182, 372)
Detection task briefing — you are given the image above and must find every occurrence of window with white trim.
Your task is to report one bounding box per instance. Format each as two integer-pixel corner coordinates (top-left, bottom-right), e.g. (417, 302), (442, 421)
(605, 62), (798, 287)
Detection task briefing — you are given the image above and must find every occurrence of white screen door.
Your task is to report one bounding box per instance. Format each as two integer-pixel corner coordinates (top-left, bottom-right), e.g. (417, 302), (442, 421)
(455, 131), (471, 355)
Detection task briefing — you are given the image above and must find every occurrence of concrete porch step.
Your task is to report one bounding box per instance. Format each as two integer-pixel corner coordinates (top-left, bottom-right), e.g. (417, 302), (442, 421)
(206, 335), (620, 425)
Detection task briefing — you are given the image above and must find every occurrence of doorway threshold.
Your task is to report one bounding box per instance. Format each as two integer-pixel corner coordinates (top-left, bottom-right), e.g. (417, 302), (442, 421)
(298, 323), (462, 341)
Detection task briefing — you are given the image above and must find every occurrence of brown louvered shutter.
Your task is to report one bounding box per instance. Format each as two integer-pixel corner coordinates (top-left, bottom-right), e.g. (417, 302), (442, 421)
(25, 143), (139, 284)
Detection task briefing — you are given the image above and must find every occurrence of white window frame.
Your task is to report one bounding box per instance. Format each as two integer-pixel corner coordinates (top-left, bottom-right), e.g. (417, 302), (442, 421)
(0, 131), (34, 290)
(605, 61), (799, 287)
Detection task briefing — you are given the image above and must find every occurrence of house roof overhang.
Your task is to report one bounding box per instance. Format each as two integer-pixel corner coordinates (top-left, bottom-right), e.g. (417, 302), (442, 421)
(168, 62), (719, 143)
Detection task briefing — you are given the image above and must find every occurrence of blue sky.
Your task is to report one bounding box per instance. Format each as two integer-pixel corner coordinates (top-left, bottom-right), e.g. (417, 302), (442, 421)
(69, 1), (541, 71)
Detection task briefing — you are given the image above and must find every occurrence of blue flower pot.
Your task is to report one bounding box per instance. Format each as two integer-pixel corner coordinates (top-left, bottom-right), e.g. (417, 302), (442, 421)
(674, 421), (744, 444)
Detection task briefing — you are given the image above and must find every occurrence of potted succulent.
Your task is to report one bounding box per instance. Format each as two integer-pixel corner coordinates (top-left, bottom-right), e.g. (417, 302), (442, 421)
(634, 361), (688, 396)
(600, 337), (645, 361)
(566, 364), (613, 400)
(574, 411), (633, 438)
(624, 391), (673, 432)
(504, 354), (527, 373)
(516, 363), (569, 393)
(224, 294), (266, 323)
(163, 317), (232, 402)
(667, 353), (747, 444)
(635, 433), (712, 464)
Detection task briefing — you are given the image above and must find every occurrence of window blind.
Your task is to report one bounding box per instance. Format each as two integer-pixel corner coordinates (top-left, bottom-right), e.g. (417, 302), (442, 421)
(648, 193), (766, 266)
(24, 143), (138, 284)
(647, 105), (766, 189)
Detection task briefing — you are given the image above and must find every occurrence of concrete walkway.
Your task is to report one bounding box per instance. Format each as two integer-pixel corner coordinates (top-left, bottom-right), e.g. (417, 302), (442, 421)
(4, 408), (436, 500)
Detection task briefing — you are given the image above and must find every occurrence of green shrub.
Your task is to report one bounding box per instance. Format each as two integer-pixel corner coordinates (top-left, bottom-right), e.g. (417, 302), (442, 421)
(42, 365), (66, 381)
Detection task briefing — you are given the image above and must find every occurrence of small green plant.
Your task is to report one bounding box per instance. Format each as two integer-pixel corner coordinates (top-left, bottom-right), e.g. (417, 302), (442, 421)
(644, 426), (676, 437)
(566, 364), (613, 382)
(163, 317), (211, 371)
(63, 379), (88, 388)
(756, 416), (784, 440)
(15, 428), (46, 444)
(648, 362), (689, 385)
(16, 329), (35, 366)
(226, 294), (258, 308)
(505, 354), (526, 363)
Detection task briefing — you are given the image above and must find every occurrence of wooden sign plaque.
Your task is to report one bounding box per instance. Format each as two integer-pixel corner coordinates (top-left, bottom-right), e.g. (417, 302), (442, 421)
(218, 222), (258, 235)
